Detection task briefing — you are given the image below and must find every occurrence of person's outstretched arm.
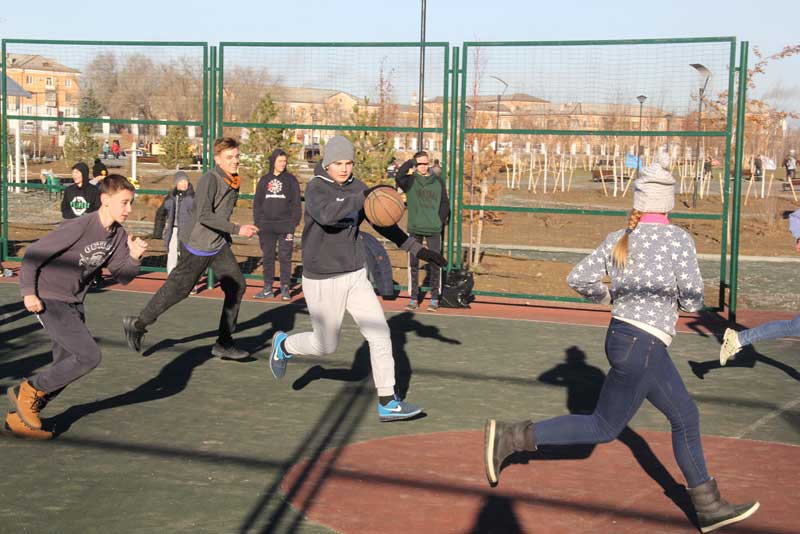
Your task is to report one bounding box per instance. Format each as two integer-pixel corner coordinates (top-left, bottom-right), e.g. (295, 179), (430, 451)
(566, 237), (613, 304)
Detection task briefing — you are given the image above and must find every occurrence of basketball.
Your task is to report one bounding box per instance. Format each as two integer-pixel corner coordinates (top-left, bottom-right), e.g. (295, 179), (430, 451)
(364, 187), (405, 227)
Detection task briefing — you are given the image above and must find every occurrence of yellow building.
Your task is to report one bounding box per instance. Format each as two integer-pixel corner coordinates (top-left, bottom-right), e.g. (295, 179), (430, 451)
(5, 53), (81, 135)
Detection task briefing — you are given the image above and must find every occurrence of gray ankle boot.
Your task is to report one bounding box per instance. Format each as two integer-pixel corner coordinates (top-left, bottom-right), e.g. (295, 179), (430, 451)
(484, 419), (537, 486)
(688, 478), (759, 533)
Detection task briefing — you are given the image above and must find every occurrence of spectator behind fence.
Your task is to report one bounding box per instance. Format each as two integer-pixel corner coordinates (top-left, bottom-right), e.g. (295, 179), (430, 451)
(395, 150), (450, 312)
(61, 162), (100, 220)
(153, 171), (196, 275)
(754, 154), (763, 181)
(784, 149), (797, 181)
(252, 149), (301, 301)
(90, 158), (108, 186)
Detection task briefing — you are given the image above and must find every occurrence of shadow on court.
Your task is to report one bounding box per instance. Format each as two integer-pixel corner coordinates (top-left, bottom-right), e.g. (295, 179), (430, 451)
(0, 282), (797, 534)
(506, 346), (695, 526)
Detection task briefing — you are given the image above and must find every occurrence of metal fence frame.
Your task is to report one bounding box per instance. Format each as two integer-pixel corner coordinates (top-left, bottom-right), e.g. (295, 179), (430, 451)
(1, 38), (210, 273)
(1, 38), (749, 318)
(451, 37), (745, 317)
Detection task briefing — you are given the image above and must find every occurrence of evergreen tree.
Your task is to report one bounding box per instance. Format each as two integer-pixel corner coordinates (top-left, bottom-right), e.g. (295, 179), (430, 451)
(345, 99), (395, 186)
(240, 94), (294, 190)
(78, 88), (106, 133)
(63, 124), (100, 164)
(159, 125), (193, 170)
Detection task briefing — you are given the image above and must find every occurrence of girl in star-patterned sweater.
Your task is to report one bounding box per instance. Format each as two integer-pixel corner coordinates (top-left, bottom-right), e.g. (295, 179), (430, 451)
(567, 213), (703, 345)
(484, 156), (759, 534)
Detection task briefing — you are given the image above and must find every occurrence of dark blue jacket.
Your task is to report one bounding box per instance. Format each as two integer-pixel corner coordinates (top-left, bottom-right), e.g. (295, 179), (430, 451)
(361, 232), (394, 297)
(154, 184), (195, 249)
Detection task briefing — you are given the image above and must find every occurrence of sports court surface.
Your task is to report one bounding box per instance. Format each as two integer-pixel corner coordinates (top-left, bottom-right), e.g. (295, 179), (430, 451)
(1, 274), (797, 533)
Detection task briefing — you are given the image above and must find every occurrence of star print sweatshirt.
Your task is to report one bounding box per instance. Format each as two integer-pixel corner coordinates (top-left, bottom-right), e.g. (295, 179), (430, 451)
(567, 222), (704, 346)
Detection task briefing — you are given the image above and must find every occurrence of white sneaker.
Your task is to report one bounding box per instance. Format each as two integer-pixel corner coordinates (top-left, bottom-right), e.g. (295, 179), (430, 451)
(719, 328), (742, 366)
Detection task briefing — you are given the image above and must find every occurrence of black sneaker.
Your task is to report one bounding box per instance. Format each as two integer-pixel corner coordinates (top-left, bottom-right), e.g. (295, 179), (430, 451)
(122, 316), (146, 353)
(211, 343), (250, 361)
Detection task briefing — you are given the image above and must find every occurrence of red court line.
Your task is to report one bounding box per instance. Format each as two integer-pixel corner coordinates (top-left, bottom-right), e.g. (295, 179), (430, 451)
(1, 269), (793, 335)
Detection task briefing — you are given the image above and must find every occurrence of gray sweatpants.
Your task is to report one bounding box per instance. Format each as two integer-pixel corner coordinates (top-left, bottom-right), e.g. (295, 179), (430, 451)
(29, 299), (101, 394)
(283, 268), (396, 396)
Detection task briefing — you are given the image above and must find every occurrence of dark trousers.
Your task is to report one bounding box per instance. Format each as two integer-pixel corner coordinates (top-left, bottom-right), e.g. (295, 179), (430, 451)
(30, 300), (101, 394)
(408, 233), (442, 300)
(533, 319), (710, 488)
(258, 229), (294, 288)
(138, 243), (245, 346)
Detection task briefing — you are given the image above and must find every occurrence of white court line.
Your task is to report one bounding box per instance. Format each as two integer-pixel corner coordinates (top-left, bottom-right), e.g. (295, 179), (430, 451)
(734, 396), (800, 439)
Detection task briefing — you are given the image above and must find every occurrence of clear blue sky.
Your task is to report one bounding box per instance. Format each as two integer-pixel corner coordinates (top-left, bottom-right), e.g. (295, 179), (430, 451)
(3, 0), (797, 109)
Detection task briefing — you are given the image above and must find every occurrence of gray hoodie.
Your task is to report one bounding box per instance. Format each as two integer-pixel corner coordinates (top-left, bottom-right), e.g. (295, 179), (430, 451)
(20, 211), (140, 303)
(182, 167), (240, 253)
(301, 163), (419, 279)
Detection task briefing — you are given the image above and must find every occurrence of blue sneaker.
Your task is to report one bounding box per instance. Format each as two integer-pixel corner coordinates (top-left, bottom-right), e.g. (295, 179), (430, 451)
(377, 396), (423, 422)
(269, 331), (291, 379)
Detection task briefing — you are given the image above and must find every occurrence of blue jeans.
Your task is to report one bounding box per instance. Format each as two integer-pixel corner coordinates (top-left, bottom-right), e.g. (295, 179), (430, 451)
(533, 319), (710, 488)
(738, 314), (800, 348)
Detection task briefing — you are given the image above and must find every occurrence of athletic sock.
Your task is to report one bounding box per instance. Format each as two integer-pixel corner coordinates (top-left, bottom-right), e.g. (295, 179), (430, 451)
(378, 395), (394, 406)
(134, 319), (147, 332)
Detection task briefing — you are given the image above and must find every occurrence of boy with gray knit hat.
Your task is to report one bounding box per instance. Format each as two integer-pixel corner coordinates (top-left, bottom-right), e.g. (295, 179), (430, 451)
(485, 152), (759, 532)
(268, 135), (446, 422)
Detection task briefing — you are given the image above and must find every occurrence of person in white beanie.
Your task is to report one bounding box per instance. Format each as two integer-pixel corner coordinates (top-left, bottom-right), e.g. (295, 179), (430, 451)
(484, 154), (759, 533)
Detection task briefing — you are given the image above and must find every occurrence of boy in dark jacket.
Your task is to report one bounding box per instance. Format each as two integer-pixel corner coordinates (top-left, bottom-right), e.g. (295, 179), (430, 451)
(153, 171), (196, 274)
(253, 149), (301, 300)
(122, 138), (258, 360)
(7, 175), (146, 439)
(61, 162), (101, 219)
(90, 158), (108, 186)
(268, 136), (446, 422)
(395, 151), (450, 311)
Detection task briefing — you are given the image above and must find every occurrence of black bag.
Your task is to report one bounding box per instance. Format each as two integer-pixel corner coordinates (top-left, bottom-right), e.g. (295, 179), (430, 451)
(440, 268), (474, 308)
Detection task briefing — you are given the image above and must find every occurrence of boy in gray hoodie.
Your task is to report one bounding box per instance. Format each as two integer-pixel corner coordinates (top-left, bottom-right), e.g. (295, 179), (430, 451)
(7, 175), (146, 439)
(268, 136), (446, 421)
(122, 138), (258, 360)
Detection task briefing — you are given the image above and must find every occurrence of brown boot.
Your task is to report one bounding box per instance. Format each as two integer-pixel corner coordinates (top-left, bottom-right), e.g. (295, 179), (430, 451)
(3, 411), (53, 440)
(688, 478), (759, 533)
(6, 380), (48, 429)
(484, 419), (537, 486)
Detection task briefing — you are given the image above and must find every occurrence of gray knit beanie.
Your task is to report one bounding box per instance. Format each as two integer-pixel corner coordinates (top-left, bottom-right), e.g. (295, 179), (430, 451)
(634, 154), (675, 213)
(322, 135), (355, 168)
(173, 170), (190, 186)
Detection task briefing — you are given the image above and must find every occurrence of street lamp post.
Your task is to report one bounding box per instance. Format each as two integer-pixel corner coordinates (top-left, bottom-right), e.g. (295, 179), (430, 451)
(664, 112), (673, 153)
(417, 0), (427, 151)
(691, 63), (711, 208)
(636, 95), (647, 175)
(489, 75), (508, 154)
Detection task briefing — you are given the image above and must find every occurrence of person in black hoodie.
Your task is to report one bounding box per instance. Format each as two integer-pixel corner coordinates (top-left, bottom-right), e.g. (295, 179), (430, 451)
(253, 149), (301, 300)
(267, 136), (447, 422)
(61, 162), (101, 219)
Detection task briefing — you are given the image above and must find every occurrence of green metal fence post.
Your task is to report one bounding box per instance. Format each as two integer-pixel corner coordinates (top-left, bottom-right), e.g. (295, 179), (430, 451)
(729, 41), (749, 324)
(718, 39), (737, 310)
(216, 46), (224, 139)
(206, 45), (218, 290)
(1, 40), (7, 261)
(456, 45), (469, 268)
(202, 44), (209, 173)
(446, 46), (459, 268)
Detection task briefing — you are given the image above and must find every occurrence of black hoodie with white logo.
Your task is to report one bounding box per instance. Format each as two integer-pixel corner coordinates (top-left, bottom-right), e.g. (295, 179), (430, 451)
(253, 150), (302, 234)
